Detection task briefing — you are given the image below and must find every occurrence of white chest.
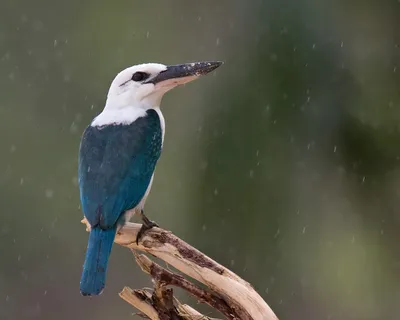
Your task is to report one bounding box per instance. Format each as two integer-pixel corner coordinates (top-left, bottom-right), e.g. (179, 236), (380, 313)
(152, 107), (166, 144)
(91, 106), (166, 144)
(91, 107), (147, 127)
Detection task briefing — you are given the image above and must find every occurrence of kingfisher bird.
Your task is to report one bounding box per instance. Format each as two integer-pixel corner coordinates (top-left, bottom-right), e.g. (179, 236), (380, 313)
(78, 61), (222, 296)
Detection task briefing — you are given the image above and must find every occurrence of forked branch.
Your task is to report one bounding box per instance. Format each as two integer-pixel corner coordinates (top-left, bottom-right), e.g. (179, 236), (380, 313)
(81, 219), (278, 320)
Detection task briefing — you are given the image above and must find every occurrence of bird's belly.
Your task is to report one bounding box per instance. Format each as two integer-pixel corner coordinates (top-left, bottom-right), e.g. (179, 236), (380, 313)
(138, 173), (154, 210)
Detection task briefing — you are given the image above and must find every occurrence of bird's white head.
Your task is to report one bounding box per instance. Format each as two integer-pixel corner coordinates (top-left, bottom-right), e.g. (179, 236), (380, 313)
(92, 61), (222, 126)
(106, 61), (222, 110)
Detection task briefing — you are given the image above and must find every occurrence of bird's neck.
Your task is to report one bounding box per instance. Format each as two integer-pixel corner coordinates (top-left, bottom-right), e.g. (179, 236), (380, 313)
(91, 101), (159, 127)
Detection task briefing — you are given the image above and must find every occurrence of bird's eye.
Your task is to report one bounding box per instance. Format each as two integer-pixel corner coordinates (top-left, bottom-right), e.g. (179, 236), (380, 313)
(131, 72), (149, 82)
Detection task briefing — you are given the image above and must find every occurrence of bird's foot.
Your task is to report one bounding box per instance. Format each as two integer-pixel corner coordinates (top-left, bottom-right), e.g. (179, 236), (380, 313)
(81, 217), (91, 232)
(136, 210), (159, 245)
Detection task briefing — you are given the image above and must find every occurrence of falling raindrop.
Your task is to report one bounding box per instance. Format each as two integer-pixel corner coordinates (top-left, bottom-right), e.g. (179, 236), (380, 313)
(249, 170), (254, 178)
(45, 189), (54, 198)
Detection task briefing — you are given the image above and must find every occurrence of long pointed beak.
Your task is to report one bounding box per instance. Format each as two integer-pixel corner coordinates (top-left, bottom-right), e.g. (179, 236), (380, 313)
(145, 61), (223, 86)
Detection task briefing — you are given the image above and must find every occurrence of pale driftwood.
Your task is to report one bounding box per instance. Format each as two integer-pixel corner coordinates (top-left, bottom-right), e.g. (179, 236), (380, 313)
(119, 287), (160, 319)
(133, 252), (234, 319)
(120, 284), (209, 320)
(178, 305), (215, 319)
(81, 219), (278, 319)
(118, 222), (277, 320)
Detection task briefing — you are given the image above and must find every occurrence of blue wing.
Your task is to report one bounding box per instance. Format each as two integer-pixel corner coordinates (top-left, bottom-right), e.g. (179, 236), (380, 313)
(78, 109), (162, 228)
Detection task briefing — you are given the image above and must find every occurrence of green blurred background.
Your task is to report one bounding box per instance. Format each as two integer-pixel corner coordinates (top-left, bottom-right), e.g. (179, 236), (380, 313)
(1, 0), (400, 319)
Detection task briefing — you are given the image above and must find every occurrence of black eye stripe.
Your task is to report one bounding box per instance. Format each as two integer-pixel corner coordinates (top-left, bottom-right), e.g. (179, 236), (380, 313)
(131, 72), (150, 82)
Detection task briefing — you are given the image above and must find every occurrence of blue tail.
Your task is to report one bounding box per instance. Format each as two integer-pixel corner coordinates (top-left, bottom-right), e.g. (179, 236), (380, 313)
(80, 227), (116, 296)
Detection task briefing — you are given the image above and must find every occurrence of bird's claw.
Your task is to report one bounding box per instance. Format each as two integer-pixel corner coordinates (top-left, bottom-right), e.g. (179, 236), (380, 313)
(136, 220), (158, 245)
(136, 211), (159, 245)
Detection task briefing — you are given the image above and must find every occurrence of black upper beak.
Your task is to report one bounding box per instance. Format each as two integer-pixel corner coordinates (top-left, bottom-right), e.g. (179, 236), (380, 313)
(145, 61), (223, 85)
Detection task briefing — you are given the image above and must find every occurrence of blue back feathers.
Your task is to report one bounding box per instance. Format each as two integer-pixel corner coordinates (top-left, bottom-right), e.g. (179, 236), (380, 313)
(78, 109), (162, 295)
(79, 109), (162, 228)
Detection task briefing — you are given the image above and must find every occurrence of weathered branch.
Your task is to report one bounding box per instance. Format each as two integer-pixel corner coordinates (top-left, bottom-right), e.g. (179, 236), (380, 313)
(119, 287), (159, 320)
(81, 219), (278, 319)
(117, 222), (277, 320)
(119, 281), (208, 319)
(134, 252), (235, 318)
